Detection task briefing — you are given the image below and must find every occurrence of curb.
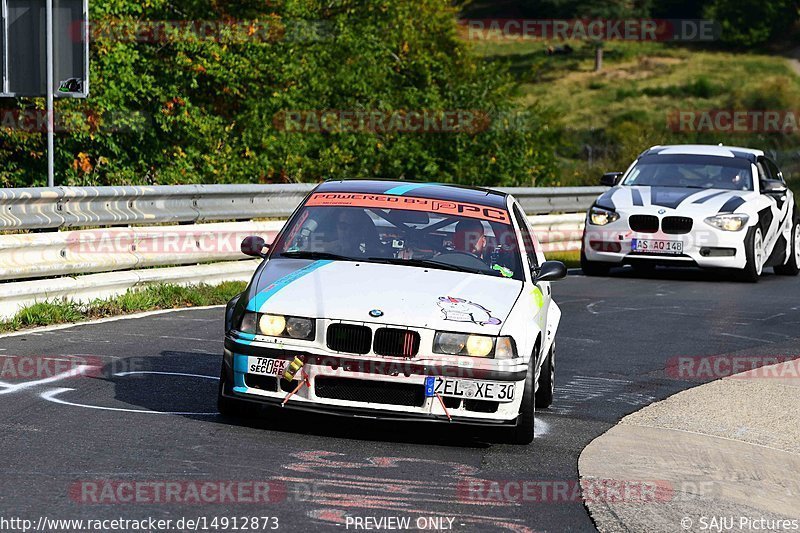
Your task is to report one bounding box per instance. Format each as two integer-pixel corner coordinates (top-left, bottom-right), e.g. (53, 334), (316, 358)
(579, 359), (800, 532)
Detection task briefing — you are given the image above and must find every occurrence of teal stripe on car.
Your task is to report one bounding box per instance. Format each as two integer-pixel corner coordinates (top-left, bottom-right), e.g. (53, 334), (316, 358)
(233, 354), (249, 373)
(246, 260), (333, 312)
(384, 183), (434, 196)
(235, 332), (256, 346)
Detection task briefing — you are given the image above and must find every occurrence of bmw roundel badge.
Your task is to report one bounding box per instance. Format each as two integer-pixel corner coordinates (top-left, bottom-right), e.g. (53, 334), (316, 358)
(658, 209), (667, 215)
(369, 309), (384, 318)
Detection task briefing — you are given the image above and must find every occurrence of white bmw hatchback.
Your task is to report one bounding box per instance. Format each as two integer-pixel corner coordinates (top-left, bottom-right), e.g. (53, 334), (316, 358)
(582, 145), (799, 282)
(220, 180), (567, 444)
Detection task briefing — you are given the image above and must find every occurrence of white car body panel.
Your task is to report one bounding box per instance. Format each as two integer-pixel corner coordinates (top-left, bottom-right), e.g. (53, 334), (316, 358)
(249, 261), (521, 335)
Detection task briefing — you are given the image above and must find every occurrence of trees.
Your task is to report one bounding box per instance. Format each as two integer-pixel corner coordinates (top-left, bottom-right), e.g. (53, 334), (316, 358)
(703, 0), (799, 47)
(0, 0), (557, 187)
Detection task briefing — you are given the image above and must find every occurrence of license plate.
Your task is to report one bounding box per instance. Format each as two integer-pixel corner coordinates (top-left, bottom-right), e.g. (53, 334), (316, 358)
(631, 238), (683, 254)
(433, 377), (515, 403)
(247, 357), (289, 377)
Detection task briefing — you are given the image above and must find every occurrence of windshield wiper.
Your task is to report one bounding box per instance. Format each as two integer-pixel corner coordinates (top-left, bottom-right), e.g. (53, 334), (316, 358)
(366, 257), (486, 274)
(279, 251), (355, 261)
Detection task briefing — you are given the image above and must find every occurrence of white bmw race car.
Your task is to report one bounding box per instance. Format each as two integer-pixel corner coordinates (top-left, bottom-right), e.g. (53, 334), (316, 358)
(582, 145), (799, 282)
(220, 180), (567, 444)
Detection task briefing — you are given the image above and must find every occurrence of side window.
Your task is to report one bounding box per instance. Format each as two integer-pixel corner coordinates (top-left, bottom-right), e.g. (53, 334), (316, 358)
(512, 204), (539, 271)
(756, 158), (773, 183)
(765, 158), (784, 184)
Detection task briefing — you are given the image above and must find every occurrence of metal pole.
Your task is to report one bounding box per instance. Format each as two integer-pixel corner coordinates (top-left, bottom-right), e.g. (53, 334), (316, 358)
(46, 0), (54, 187)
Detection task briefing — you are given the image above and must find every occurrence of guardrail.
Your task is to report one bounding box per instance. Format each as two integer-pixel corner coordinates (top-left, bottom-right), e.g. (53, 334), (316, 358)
(0, 184), (314, 230)
(0, 184), (604, 230)
(0, 184), (601, 320)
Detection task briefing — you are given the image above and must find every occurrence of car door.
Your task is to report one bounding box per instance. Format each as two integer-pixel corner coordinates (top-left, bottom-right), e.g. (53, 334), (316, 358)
(757, 157), (790, 258)
(764, 157), (795, 257)
(511, 203), (551, 366)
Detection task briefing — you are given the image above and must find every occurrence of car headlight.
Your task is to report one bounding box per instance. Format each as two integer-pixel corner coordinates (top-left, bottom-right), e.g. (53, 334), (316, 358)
(466, 335), (494, 358)
(433, 333), (517, 359)
(285, 317), (314, 339)
(239, 312), (258, 334)
(704, 214), (749, 232)
(237, 312), (315, 340)
(589, 206), (620, 226)
(260, 314), (287, 336)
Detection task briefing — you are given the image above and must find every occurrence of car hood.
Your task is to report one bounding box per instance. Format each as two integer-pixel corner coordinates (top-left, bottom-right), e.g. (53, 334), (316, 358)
(596, 186), (758, 215)
(245, 259), (523, 334)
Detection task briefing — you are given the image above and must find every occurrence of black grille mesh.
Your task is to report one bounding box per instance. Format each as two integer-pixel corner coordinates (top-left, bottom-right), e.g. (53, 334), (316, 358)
(662, 216), (693, 235)
(629, 215), (660, 233)
(373, 328), (420, 357)
(314, 377), (425, 407)
(464, 400), (499, 413)
(327, 324), (372, 354)
(245, 374), (278, 392)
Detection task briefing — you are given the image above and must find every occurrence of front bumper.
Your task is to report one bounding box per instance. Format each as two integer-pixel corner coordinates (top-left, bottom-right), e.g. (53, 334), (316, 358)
(582, 216), (748, 269)
(221, 334), (528, 426)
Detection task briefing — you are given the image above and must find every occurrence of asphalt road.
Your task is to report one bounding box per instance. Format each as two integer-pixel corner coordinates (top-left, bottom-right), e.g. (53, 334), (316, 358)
(1, 266), (799, 533)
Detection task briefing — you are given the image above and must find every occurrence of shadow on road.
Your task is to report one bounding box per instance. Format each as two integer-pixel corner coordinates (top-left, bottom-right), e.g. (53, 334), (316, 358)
(102, 351), (496, 449)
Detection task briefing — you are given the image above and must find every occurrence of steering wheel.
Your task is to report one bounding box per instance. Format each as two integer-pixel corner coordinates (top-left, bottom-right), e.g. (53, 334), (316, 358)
(434, 251), (492, 271)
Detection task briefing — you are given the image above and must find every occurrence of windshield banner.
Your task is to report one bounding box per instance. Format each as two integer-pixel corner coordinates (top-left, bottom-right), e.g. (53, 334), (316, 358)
(305, 193), (511, 224)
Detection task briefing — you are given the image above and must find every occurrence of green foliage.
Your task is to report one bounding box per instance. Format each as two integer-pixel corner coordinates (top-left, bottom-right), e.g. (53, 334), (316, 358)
(642, 77), (720, 99)
(12, 302), (85, 329)
(703, 0), (799, 47)
(459, 0), (653, 18)
(460, 0), (800, 48)
(0, 0), (558, 188)
(726, 76), (800, 110)
(0, 281), (246, 333)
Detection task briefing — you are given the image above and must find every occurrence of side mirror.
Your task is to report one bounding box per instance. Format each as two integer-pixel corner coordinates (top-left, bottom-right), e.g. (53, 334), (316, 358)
(600, 172), (623, 187)
(241, 236), (269, 258)
(761, 179), (787, 194)
(535, 261), (568, 282)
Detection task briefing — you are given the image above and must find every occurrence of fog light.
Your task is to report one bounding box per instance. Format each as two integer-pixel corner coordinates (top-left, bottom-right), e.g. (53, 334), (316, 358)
(590, 241), (622, 253)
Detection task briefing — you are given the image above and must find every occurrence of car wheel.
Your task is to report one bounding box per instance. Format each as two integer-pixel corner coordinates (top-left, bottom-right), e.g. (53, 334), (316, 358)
(500, 355), (536, 445)
(217, 366), (248, 418)
(774, 220), (800, 276)
(735, 226), (763, 283)
(580, 249), (611, 277)
(535, 344), (555, 409)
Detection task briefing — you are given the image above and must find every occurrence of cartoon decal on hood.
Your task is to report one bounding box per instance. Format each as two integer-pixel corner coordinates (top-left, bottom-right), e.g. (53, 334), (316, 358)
(438, 297), (502, 326)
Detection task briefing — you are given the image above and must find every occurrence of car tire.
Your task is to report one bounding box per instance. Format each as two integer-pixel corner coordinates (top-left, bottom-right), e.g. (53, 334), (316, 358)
(500, 356), (537, 445)
(774, 220), (800, 276)
(535, 344), (555, 409)
(735, 226), (763, 283)
(581, 249), (611, 277)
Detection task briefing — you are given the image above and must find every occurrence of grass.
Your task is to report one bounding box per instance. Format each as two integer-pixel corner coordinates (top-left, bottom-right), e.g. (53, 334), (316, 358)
(0, 281), (246, 334)
(546, 250), (581, 269)
(468, 37), (800, 192)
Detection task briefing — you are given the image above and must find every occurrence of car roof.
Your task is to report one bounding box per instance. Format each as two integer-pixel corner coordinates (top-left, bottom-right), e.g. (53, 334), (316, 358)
(641, 144), (764, 162)
(314, 179), (509, 209)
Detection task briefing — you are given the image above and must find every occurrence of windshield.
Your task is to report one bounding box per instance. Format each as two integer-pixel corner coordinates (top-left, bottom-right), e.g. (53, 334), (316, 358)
(622, 154), (754, 191)
(272, 192), (525, 281)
